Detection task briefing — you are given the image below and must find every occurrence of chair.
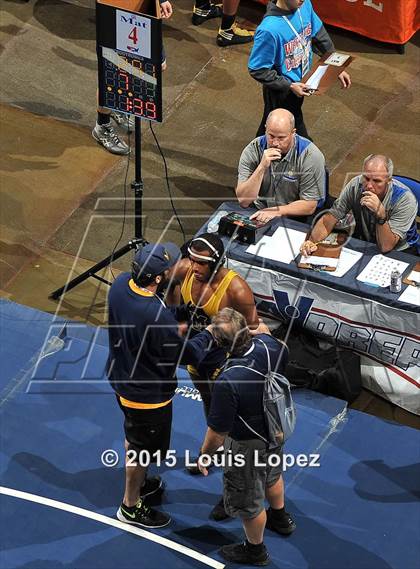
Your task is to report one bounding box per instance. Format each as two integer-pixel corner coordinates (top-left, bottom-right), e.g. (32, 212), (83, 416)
(393, 175), (420, 217)
(394, 175), (420, 254)
(323, 166), (335, 209)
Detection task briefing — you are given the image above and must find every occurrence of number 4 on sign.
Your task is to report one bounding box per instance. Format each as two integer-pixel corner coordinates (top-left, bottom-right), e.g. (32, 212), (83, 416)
(128, 26), (138, 45)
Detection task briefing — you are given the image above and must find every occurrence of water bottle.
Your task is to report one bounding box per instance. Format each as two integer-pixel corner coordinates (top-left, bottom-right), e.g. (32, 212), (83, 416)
(390, 270), (402, 293)
(207, 210), (228, 233)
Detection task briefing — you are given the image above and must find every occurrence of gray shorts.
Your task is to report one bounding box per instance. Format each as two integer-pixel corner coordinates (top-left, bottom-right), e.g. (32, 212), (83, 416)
(223, 436), (283, 520)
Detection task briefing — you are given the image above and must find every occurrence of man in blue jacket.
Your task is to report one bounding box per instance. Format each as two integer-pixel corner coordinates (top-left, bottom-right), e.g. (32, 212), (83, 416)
(107, 242), (212, 528)
(249, 0), (351, 139)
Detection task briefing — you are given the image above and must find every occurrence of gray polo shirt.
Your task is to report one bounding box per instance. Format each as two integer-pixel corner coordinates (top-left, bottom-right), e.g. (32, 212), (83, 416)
(237, 134), (326, 210)
(330, 176), (418, 251)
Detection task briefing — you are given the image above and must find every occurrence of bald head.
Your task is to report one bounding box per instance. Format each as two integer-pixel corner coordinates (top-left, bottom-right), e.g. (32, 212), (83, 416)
(265, 109), (296, 155)
(266, 109), (295, 132)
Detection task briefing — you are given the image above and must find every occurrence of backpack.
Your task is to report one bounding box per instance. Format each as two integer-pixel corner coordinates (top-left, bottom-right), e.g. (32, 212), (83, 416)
(226, 339), (296, 449)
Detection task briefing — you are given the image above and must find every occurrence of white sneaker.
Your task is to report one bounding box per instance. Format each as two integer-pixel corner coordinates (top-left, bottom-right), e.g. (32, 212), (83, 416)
(92, 123), (130, 155)
(111, 111), (135, 133)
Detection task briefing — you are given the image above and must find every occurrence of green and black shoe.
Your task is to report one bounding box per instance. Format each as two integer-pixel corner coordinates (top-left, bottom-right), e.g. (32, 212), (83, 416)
(117, 500), (170, 528)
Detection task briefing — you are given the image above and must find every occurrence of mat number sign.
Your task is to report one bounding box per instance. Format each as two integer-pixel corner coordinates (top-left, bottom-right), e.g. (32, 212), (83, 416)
(116, 10), (151, 59)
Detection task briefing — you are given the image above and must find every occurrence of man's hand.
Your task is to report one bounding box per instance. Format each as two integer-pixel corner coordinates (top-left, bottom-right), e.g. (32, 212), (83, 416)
(249, 318), (270, 336)
(338, 70), (351, 89)
(178, 322), (189, 336)
(290, 82), (312, 97)
(260, 148), (282, 170)
(300, 240), (318, 256)
(198, 455), (209, 476)
(250, 208), (282, 223)
(160, 1), (173, 18)
(360, 191), (386, 218)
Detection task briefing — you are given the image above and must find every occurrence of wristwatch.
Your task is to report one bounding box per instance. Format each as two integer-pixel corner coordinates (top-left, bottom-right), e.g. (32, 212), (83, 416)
(376, 216), (387, 225)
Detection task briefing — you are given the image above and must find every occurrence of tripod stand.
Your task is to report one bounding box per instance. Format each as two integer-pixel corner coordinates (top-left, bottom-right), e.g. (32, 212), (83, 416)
(49, 116), (147, 300)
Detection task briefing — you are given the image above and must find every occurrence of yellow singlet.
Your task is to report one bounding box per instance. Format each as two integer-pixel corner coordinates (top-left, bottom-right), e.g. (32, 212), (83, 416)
(181, 267), (238, 379)
(180, 267), (238, 318)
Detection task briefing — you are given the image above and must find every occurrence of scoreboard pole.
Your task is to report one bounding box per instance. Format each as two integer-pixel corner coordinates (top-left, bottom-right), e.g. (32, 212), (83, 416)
(49, 2), (161, 300)
(133, 116), (144, 241)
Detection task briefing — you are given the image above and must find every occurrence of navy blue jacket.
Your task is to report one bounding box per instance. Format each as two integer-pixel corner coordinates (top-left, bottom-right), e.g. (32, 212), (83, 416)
(107, 273), (212, 403)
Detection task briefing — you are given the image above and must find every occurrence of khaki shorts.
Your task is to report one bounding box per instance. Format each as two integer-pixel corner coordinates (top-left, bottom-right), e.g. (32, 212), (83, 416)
(223, 436), (283, 519)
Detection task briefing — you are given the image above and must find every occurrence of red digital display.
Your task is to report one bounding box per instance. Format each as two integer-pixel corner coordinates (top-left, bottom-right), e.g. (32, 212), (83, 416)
(101, 51), (161, 122)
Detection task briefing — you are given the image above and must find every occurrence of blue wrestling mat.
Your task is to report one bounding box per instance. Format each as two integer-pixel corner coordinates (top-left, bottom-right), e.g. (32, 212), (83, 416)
(1, 299), (419, 568)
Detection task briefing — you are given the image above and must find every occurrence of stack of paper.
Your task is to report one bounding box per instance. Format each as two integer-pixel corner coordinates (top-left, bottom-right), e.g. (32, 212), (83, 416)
(305, 65), (328, 89)
(246, 226), (306, 264)
(331, 248), (363, 277)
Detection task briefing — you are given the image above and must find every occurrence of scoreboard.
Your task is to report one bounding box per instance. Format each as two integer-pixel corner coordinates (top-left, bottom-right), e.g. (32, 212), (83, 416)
(96, 2), (162, 122)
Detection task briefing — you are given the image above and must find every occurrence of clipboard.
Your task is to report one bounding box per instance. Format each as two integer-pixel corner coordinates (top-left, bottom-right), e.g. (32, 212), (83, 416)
(298, 243), (343, 271)
(297, 232), (346, 271)
(303, 51), (354, 95)
(402, 262), (420, 287)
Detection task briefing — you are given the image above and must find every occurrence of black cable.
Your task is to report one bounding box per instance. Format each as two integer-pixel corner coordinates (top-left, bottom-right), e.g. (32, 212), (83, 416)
(109, 121), (132, 280)
(149, 121), (186, 243)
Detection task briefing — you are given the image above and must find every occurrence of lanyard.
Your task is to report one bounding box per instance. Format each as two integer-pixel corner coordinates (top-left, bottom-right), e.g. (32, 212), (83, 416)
(282, 8), (307, 52)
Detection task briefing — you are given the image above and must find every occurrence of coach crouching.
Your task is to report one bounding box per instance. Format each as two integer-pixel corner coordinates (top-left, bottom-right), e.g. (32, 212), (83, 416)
(198, 308), (296, 566)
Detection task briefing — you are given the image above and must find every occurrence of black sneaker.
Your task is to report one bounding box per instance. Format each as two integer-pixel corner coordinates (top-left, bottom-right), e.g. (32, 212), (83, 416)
(117, 500), (171, 528)
(265, 508), (296, 535)
(140, 476), (164, 498)
(220, 542), (270, 566)
(192, 3), (222, 26)
(210, 497), (230, 521)
(216, 23), (254, 47)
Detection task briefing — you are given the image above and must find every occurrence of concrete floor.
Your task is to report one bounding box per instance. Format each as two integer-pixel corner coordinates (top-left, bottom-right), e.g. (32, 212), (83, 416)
(1, 0), (419, 427)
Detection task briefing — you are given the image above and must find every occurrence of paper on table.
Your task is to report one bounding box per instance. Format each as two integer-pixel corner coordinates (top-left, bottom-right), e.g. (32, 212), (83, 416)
(300, 247), (362, 275)
(299, 254), (338, 268)
(356, 254), (409, 287)
(246, 226), (306, 264)
(305, 65), (328, 90)
(398, 285), (420, 306)
(330, 248), (363, 277)
(406, 270), (420, 284)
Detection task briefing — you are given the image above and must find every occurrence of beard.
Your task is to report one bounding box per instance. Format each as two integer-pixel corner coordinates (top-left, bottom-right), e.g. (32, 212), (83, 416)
(156, 276), (169, 297)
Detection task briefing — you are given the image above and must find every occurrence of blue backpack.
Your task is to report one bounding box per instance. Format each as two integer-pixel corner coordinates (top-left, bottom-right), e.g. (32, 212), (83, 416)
(227, 338), (296, 448)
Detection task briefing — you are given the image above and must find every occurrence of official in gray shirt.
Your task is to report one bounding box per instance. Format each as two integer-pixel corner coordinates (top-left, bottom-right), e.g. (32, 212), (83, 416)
(236, 108), (326, 222)
(301, 154), (419, 254)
